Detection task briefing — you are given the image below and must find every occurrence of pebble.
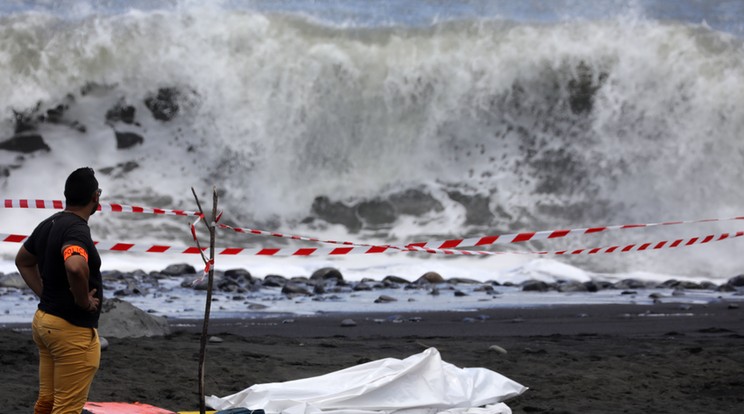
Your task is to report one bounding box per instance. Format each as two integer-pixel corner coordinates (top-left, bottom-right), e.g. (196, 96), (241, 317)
(340, 318), (357, 327)
(208, 336), (223, 343)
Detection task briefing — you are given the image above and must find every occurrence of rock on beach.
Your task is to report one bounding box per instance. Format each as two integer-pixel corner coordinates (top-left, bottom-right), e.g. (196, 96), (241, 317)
(98, 298), (170, 338)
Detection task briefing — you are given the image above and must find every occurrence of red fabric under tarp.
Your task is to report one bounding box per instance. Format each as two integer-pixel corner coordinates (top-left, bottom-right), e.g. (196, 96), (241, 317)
(84, 401), (177, 414)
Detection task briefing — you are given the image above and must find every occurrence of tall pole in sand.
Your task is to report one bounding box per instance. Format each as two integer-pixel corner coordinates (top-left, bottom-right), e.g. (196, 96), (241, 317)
(192, 187), (218, 414)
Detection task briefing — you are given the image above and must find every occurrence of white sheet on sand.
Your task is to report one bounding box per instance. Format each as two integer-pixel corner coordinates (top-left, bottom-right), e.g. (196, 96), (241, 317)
(206, 347), (527, 414)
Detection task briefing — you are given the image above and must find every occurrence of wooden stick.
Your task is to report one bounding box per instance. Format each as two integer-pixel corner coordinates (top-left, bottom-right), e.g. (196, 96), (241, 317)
(194, 187), (218, 414)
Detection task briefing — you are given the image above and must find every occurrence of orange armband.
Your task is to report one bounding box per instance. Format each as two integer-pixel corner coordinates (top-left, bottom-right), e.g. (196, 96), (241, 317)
(63, 245), (88, 262)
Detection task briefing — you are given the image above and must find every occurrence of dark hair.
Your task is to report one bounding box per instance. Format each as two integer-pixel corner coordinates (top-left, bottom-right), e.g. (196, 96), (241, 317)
(64, 167), (98, 206)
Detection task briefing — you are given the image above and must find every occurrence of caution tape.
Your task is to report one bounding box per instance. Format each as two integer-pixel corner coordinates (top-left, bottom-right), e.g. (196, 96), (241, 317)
(2, 231), (742, 256)
(405, 217), (744, 249)
(2, 199), (200, 216)
(216, 223), (396, 249)
(219, 216), (744, 249)
(0, 233), (399, 256)
(4, 198), (744, 256)
(405, 231), (744, 256)
(6, 198), (744, 249)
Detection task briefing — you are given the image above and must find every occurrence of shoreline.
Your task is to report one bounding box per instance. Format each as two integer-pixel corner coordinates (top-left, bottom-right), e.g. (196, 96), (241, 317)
(3, 266), (743, 326)
(2, 302), (743, 413)
(168, 301), (744, 338)
(3, 301), (742, 337)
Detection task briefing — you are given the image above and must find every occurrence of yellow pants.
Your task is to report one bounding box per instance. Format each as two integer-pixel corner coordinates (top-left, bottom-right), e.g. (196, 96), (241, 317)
(32, 310), (100, 414)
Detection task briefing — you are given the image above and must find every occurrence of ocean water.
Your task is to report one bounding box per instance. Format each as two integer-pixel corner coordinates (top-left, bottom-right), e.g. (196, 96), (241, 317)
(2, 0), (744, 292)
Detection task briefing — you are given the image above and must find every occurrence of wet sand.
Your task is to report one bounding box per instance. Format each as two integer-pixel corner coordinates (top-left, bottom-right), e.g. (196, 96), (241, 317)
(2, 301), (743, 413)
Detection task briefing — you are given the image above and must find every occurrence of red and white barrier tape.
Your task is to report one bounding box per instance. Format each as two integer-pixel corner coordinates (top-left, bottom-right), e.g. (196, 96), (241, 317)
(2, 199), (200, 216)
(7, 198), (744, 250)
(2, 231), (742, 256)
(217, 223), (397, 249)
(405, 217), (744, 249)
(218, 216), (744, 249)
(5, 198), (744, 256)
(406, 231), (744, 256)
(0, 234), (399, 256)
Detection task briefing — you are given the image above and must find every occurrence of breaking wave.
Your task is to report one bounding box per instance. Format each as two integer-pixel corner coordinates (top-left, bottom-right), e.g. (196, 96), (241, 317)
(1, 4), (744, 278)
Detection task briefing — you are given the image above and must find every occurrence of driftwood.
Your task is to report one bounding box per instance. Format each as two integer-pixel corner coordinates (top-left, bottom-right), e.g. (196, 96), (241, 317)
(191, 187), (218, 414)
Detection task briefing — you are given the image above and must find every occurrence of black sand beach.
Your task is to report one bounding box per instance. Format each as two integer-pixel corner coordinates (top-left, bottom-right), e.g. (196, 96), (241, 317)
(2, 302), (743, 414)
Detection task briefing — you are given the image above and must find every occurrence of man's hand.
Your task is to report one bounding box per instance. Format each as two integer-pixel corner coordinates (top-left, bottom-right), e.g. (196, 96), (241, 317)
(86, 288), (100, 312)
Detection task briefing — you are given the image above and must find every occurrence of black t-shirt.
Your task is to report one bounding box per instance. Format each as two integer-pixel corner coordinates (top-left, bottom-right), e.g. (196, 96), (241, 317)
(24, 212), (102, 328)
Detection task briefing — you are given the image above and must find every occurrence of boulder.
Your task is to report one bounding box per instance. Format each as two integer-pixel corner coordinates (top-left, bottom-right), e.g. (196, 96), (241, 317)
(557, 281), (589, 293)
(612, 279), (648, 290)
(189, 272), (224, 291)
(521, 280), (552, 292)
(727, 274), (744, 287)
(161, 263), (197, 276)
(310, 267), (344, 282)
(382, 275), (411, 285)
(281, 283), (312, 296)
(115, 131), (144, 149)
(415, 271), (445, 284)
(224, 268), (252, 282)
(0, 133), (50, 153)
(352, 282), (373, 291)
(263, 274), (288, 287)
(719, 275), (744, 292)
(583, 281), (599, 292)
(98, 298), (170, 338)
(0, 273), (25, 289)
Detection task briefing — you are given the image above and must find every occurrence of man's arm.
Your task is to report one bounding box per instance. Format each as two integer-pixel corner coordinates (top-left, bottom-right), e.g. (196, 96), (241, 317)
(63, 244), (99, 312)
(15, 246), (42, 297)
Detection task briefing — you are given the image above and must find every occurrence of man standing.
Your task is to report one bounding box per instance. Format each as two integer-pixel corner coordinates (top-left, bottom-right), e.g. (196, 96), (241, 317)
(15, 167), (103, 414)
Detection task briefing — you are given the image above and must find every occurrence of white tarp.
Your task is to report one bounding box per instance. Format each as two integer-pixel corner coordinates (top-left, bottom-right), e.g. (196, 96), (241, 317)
(206, 347), (527, 414)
